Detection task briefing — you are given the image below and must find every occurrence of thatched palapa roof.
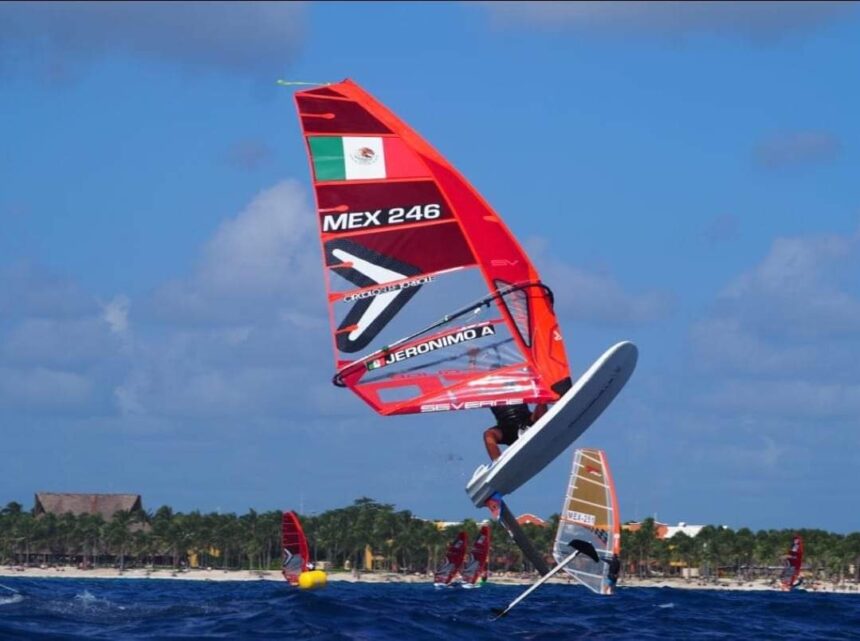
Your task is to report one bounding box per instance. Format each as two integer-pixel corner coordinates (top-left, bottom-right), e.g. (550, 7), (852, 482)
(34, 493), (143, 520)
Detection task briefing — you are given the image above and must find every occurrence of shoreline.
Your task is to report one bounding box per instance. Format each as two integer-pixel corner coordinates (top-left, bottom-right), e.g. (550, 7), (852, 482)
(1, 566), (858, 594)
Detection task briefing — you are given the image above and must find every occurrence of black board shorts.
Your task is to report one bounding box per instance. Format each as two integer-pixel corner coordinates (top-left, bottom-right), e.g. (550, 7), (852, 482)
(497, 422), (522, 446)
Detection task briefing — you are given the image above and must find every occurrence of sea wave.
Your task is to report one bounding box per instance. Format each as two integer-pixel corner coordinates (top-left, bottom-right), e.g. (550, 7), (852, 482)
(0, 578), (857, 640)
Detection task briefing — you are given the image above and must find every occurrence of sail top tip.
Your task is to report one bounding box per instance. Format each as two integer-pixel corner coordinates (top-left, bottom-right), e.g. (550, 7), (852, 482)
(275, 79), (334, 88)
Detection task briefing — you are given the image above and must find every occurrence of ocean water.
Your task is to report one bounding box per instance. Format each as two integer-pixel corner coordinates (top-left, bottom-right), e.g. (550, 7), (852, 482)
(1, 578), (858, 640)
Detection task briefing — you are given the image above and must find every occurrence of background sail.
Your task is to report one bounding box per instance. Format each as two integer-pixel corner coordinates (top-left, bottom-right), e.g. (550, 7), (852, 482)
(779, 534), (803, 590)
(294, 79), (571, 415)
(282, 511), (309, 585)
(552, 448), (620, 595)
(434, 531), (467, 586)
(460, 525), (491, 585)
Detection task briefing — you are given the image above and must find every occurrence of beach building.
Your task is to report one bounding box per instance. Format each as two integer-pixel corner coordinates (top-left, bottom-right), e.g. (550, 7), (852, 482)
(623, 520), (669, 538)
(663, 522), (705, 539)
(34, 492), (144, 519)
(21, 493), (149, 569)
(622, 520), (705, 540)
(364, 544), (386, 571)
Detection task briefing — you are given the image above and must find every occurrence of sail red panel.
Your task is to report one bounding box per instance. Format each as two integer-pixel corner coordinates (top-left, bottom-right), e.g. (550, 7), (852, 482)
(294, 79), (571, 415)
(299, 97), (392, 134)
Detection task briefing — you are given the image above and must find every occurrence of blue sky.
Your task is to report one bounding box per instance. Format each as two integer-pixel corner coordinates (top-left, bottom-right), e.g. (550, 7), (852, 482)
(1, 1), (858, 532)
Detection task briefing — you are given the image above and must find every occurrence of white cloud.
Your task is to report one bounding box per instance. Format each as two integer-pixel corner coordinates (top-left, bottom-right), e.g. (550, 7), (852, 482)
(108, 179), (339, 420)
(0, 261), (95, 320)
(755, 131), (843, 169)
(527, 236), (672, 325)
(102, 295), (130, 335)
(0, 179), (336, 422)
(1, 317), (123, 368)
(112, 315), (333, 420)
(0, 1), (306, 79)
(0, 366), (93, 410)
(114, 382), (144, 416)
(152, 180), (322, 326)
(690, 318), (823, 376)
(201, 180), (317, 296)
(0, 263), (132, 414)
(717, 230), (860, 338)
(694, 379), (860, 420)
(689, 226), (860, 419)
(477, 1), (854, 39)
(700, 435), (787, 474)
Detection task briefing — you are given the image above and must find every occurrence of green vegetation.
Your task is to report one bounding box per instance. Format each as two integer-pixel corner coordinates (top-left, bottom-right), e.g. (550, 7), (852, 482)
(1, 501), (858, 582)
(621, 518), (860, 581)
(621, 518), (860, 583)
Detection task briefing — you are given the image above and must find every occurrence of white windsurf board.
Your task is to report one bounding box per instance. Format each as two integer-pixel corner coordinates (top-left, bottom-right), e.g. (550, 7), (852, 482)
(466, 341), (638, 507)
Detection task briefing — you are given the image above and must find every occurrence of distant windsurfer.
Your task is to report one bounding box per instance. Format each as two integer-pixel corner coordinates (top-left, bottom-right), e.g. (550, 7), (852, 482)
(603, 553), (621, 594)
(780, 534), (804, 591)
(483, 403), (548, 461)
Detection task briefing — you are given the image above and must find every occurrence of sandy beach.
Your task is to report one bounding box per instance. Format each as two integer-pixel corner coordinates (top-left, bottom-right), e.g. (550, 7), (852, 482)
(1, 566), (857, 594)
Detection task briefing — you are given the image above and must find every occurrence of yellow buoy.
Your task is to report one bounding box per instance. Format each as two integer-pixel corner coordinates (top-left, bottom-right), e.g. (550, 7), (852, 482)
(298, 570), (327, 590)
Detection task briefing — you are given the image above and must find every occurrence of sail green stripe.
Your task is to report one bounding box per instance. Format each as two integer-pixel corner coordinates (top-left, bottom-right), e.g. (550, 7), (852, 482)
(308, 137), (345, 180)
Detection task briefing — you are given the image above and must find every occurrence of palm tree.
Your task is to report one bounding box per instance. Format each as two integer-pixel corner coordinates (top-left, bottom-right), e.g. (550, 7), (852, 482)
(240, 509), (262, 570)
(75, 513), (104, 568)
(106, 510), (136, 571)
(671, 532), (699, 577)
(212, 513), (241, 570)
(1, 502), (23, 516)
(844, 532), (860, 583)
(630, 518), (657, 577)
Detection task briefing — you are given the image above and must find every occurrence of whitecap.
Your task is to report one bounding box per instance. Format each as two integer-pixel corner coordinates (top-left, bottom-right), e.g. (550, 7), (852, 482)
(75, 590), (98, 603)
(0, 594), (24, 606)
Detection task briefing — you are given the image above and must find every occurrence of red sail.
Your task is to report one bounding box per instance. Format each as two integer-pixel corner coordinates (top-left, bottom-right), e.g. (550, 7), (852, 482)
(282, 511), (309, 585)
(434, 531), (468, 586)
(780, 534), (803, 591)
(294, 79), (572, 415)
(460, 525), (491, 585)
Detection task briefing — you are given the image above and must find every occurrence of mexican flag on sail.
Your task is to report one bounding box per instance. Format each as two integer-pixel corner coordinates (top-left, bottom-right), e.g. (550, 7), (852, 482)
(308, 136), (428, 181)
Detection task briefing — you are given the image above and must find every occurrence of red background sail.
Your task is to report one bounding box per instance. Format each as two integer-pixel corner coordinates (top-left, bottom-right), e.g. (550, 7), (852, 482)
(462, 525), (491, 585)
(780, 534), (803, 590)
(434, 531), (468, 585)
(282, 511), (309, 584)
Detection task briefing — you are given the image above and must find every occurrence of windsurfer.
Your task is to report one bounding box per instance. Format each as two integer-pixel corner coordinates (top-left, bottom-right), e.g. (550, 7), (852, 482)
(483, 403), (548, 461)
(604, 553), (621, 594)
